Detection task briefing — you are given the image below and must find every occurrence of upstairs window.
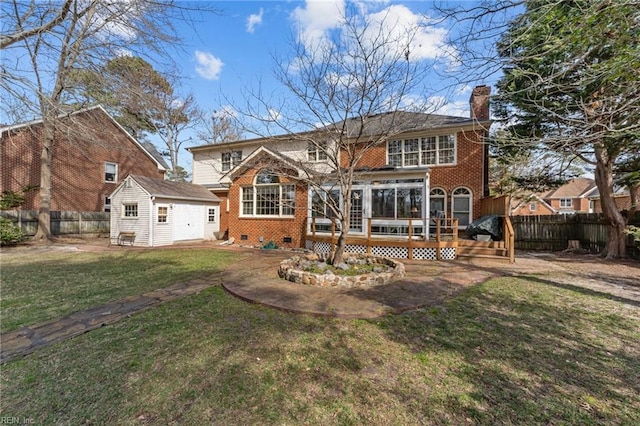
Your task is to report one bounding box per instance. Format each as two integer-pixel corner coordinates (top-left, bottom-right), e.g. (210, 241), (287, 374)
(388, 135), (456, 167)
(221, 150), (242, 171)
(307, 142), (328, 162)
(559, 198), (572, 208)
(105, 162), (118, 182)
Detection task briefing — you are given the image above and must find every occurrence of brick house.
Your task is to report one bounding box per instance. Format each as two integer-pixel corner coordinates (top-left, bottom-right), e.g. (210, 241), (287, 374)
(188, 86), (492, 251)
(1, 106), (167, 212)
(510, 178), (597, 216)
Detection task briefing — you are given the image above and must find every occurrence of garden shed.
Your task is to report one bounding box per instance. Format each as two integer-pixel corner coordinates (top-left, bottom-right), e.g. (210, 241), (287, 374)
(110, 175), (220, 247)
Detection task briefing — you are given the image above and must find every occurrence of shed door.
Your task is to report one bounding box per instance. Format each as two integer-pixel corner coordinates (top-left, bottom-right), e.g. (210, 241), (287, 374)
(173, 204), (205, 241)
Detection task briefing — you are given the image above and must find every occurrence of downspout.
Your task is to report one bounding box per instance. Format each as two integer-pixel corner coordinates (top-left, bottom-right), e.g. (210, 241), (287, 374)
(149, 196), (155, 247)
(424, 168), (430, 239)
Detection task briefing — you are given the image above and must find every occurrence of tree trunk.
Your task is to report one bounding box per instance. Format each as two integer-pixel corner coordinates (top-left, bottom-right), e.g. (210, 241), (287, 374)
(33, 119), (54, 241)
(594, 149), (626, 258)
(332, 229), (347, 265)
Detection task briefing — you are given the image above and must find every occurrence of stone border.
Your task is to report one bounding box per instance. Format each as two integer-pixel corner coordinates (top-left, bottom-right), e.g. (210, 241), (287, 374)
(278, 254), (405, 288)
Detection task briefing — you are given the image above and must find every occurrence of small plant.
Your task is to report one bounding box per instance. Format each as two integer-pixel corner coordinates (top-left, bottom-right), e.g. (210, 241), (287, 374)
(0, 217), (24, 246)
(625, 225), (640, 243)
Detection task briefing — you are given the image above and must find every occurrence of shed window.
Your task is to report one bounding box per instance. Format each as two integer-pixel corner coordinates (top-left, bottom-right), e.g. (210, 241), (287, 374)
(208, 208), (216, 223)
(123, 203), (138, 218)
(157, 206), (168, 223)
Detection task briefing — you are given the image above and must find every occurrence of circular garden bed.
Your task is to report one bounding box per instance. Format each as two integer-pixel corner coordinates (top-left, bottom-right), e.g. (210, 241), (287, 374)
(278, 253), (405, 288)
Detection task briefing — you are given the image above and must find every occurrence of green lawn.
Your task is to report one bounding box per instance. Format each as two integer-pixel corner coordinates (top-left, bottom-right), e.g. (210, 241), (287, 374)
(0, 248), (242, 333)
(1, 249), (639, 425)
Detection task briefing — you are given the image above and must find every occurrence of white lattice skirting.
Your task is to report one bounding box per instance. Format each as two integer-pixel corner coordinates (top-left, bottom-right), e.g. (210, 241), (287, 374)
(305, 240), (456, 261)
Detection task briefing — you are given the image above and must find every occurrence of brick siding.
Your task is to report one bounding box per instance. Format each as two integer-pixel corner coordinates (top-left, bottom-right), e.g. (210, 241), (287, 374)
(1, 108), (164, 212)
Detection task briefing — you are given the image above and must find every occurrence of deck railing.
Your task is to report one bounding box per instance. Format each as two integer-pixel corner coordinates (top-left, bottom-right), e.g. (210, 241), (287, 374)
(307, 217), (459, 260)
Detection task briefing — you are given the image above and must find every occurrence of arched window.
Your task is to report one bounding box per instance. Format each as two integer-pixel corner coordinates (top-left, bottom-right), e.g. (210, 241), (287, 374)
(451, 187), (472, 227)
(241, 170), (295, 217)
(429, 187), (446, 218)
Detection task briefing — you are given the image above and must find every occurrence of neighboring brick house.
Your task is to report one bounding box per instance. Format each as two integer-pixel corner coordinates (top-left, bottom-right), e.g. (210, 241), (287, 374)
(1, 106), (167, 212)
(588, 186), (639, 214)
(510, 178), (598, 216)
(188, 86), (492, 249)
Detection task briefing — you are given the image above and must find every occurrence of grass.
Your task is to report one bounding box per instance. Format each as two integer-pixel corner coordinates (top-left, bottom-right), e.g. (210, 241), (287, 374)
(0, 248), (242, 332)
(1, 250), (639, 425)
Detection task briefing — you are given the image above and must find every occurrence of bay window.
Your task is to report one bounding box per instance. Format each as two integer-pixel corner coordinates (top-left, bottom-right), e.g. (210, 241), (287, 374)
(241, 171), (295, 217)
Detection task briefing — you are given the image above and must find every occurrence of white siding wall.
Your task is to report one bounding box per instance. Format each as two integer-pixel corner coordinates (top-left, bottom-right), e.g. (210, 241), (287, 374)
(151, 200), (173, 246)
(191, 139), (336, 185)
(110, 179), (151, 246)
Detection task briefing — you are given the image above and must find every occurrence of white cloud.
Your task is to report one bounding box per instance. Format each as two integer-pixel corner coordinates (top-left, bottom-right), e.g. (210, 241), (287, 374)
(291, 0), (345, 49)
(427, 96), (469, 117)
(247, 8), (264, 33)
(365, 5), (453, 62)
(194, 50), (223, 80)
(291, 2), (456, 64)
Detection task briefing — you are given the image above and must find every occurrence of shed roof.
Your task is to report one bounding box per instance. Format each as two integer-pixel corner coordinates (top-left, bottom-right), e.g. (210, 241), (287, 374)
(130, 175), (220, 202)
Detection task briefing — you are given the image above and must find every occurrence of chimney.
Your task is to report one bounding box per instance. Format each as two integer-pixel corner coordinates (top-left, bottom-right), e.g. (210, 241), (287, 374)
(469, 85), (491, 121)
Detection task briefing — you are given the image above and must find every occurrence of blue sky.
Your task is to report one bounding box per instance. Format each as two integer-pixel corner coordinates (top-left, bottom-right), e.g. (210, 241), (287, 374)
(163, 1), (499, 170)
(172, 1), (490, 119)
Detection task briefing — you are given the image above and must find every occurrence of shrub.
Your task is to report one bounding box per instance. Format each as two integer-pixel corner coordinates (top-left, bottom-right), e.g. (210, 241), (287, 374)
(0, 218), (24, 246)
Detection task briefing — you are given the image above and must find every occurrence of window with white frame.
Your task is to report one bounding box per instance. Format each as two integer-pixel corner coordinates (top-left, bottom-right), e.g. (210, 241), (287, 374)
(530, 202), (537, 211)
(240, 171), (295, 217)
(104, 196), (111, 213)
(208, 208), (216, 223)
(311, 189), (340, 218)
(429, 188), (446, 218)
(221, 150), (242, 171)
(307, 141), (328, 162)
(123, 203), (138, 218)
(559, 198), (572, 208)
(451, 187), (472, 227)
(105, 162), (117, 182)
(388, 135), (456, 167)
(371, 186), (422, 219)
(157, 206), (168, 223)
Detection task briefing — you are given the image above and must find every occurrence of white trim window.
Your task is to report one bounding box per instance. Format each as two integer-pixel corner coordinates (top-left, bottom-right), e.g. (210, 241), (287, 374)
(388, 135), (456, 167)
(307, 141), (328, 162)
(371, 186), (422, 219)
(240, 171), (295, 217)
(451, 187), (472, 227)
(105, 162), (118, 182)
(559, 198), (572, 209)
(122, 203), (138, 218)
(207, 208), (216, 223)
(157, 206), (168, 223)
(104, 196), (111, 213)
(429, 187), (446, 218)
(530, 202), (537, 211)
(222, 150), (242, 171)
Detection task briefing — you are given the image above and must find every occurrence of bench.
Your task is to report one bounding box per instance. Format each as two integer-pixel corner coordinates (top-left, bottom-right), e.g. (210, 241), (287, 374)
(117, 231), (136, 246)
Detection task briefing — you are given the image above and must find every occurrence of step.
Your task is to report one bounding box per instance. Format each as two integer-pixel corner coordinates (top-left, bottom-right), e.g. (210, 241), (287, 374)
(456, 253), (513, 263)
(457, 246), (508, 257)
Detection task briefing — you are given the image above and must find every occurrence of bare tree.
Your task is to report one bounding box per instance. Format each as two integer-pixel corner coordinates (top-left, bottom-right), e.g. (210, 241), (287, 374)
(149, 93), (202, 181)
(237, 11), (443, 264)
(199, 109), (244, 144)
(1, 0), (210, 240)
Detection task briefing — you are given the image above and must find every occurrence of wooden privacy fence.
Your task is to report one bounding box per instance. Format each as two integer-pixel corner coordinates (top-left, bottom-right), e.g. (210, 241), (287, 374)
(510, 213), (640, 256)
(0, 210), (110, 236)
